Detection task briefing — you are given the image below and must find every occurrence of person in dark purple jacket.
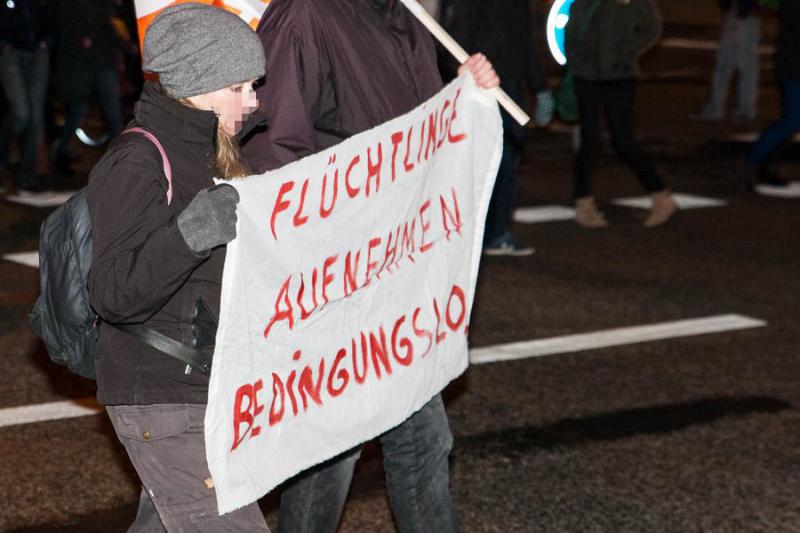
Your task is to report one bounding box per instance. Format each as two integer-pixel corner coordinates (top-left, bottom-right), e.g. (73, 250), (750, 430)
(242, 1), (499, 531)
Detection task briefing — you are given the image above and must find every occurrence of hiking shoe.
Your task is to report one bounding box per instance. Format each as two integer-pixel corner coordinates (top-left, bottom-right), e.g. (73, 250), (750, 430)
(757, 172), (789, 188)
(483, 236), (535, 256)
(644, 190), (678, 227)
(575, 196), (609, 228)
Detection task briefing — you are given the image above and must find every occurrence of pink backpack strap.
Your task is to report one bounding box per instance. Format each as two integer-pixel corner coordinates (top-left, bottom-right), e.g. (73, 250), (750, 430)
(123, 127), (174, 205)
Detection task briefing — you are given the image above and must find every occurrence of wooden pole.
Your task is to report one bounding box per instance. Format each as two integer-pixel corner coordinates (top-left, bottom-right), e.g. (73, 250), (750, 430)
(398, 0), (531, 126)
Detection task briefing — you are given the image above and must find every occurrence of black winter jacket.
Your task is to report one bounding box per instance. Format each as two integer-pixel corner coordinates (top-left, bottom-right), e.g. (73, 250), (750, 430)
(441, 0), (547, 95)
(0, 0), (53, 51)
(565, 0), (662, 81)
(88, 82), (225, 406)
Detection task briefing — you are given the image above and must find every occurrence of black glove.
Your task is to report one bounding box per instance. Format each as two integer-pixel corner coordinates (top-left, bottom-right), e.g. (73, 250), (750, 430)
(177, 184), (240, 253)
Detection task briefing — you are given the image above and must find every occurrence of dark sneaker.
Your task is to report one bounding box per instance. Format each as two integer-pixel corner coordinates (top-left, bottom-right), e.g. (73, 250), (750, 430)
(757, 173), (789, 188)
(483, 236), (534, 257)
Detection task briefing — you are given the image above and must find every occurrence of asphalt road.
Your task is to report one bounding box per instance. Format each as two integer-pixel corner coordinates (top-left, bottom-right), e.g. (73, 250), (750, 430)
(1, 10), (798, 533)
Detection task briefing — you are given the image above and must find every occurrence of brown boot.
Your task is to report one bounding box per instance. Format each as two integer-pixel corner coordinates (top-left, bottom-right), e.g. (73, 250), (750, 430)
(575, 196), (609, 228)
(644, 190), (678, 227)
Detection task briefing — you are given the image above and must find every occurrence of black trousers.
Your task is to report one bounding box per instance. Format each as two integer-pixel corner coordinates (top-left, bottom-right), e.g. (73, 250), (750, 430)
(573, 77), (665, 199)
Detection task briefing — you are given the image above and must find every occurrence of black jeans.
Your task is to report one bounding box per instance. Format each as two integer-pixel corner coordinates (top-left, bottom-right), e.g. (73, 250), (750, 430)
(0, 46), (48, 187)
(484, 83), (526, 245)
(573, 77), (664, 199)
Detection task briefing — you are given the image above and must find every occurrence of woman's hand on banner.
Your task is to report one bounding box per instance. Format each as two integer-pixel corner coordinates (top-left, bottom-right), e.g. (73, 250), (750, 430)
(458, 54), (500, 90)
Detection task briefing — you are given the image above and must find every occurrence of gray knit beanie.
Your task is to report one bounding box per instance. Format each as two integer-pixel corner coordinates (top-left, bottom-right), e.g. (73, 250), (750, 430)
(143, 3), (265, 98)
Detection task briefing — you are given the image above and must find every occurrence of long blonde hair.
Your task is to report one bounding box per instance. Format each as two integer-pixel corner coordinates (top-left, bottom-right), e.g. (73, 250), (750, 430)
(215, 127), (250, 180)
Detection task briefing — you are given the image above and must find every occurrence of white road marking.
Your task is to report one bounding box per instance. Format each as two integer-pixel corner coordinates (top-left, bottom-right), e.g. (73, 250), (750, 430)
(755, 181), (800, 199)
(2, 252), (39, 268)
(5, 190), (76, 208)
(513, 205), (576, 224)
(0, 398), (103, 428)
(659, 37), (774, 55)
(731, 132), (800, 143)
(469, 314), (766, 365)
(613, 193), (727, 210)
(514, 194), (725, 224)
(1, 315), (767, 427)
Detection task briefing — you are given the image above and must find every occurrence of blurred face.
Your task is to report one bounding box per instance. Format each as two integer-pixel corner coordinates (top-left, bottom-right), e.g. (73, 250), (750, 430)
(187, 79), (259, 135)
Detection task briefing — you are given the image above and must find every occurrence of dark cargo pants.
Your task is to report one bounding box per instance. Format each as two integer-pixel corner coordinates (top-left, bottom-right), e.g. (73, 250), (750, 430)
(107, 404), (269, 533)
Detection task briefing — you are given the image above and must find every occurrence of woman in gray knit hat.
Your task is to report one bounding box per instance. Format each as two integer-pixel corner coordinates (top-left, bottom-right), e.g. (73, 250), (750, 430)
(86, 3), (270, 531)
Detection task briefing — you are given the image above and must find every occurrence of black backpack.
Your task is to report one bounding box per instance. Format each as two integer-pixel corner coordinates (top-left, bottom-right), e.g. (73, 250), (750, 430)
(29, 128), (212, 379)
(30, 187), (98, 378)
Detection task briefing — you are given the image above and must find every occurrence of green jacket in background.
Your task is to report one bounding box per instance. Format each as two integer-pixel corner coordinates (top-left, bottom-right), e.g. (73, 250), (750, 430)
(564, 0), (662, 81)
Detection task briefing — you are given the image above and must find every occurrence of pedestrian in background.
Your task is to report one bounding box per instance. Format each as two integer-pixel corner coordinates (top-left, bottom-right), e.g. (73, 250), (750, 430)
(51, 0), (124, 175)
(691, 0), (760, 122)
(0, 0), (53, 193)
(87, 4), (268, 530)
(738, 0), (800, 191)
(442, 0), (552, 255)
(565, 0), (677, 228)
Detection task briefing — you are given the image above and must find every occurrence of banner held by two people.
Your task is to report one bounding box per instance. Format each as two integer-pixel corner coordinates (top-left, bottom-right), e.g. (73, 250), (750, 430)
(206, 74), (503, 514)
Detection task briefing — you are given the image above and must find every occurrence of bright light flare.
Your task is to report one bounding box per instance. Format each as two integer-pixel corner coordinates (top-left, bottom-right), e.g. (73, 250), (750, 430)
(546, 0), (574, 66)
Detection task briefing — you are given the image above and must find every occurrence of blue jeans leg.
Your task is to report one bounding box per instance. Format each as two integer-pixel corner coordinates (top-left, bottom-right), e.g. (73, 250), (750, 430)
(277, 447), (361, 533)
(735, 16), (760, 118)
(379, 394), (458, 533)
(277, 396), (456, 533)
(746, 81), (800, 166)
(706, 11), (737, 116)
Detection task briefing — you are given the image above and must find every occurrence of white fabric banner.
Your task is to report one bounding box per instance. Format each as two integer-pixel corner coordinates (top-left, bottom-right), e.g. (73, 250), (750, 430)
(205, 74), (503, 514)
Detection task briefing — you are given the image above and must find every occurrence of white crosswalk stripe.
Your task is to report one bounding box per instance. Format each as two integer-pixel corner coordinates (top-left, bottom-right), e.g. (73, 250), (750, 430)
(469, 314), (766, 365)
(513, 193), (725, 224)
(2, 252), (39, 268)
(754, 181), (800, 198)
(513, 205), (576, 224)
(613, 193), (726, 210)
(0, 314), (766, 428)
(0, 398), (103, 428)
(5, 190), (76, 208)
